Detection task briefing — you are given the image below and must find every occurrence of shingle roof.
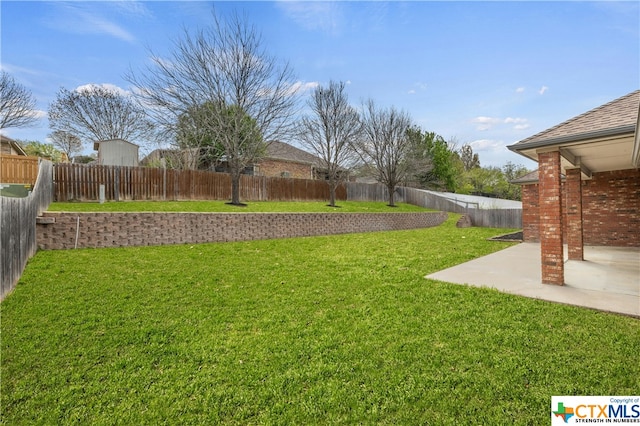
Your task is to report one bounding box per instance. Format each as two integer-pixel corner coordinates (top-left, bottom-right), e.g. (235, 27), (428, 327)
(512, 90), (640, 148)
(509, 169), (567, 185)
(265, 141), (321, 166)
(509, 170), (539, 185)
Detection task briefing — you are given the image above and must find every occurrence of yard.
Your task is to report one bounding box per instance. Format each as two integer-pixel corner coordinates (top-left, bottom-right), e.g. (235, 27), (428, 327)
(1, 214), (638, 424)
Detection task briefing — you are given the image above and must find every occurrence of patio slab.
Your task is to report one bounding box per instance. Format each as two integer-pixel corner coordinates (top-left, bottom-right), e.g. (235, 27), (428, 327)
(425, 243), (640, 317)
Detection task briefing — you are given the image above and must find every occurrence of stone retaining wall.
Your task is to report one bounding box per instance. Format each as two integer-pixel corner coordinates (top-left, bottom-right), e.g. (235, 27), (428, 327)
(37, 211), (448, 250)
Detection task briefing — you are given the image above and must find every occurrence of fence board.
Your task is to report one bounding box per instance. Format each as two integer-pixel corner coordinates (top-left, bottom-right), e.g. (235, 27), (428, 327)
(0, 155), (39, 185)
(53, 164), (344, 202)
(1, 160), (53, 300)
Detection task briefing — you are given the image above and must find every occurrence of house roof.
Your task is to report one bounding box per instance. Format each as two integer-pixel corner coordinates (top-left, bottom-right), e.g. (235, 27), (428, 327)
(264, 141), (321, 166)
(508, 90), (640, 176)
(0, 134), (27, 156)
(509, 170), (539, 185)
(509, 169), (569, 185)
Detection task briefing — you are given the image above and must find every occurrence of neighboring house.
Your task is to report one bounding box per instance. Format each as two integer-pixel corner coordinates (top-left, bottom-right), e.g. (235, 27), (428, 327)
(508, 90), (640, 285)
(141, 141), (333, 180)
(93, 139), (139, 167)
(0, 135), (27, 156)
(255, 141), (320, 179)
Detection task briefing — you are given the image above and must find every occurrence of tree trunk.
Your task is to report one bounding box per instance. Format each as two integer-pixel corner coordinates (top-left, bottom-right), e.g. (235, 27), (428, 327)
(230, 173), (241, 205)
(329, 182), (336, 207)
(388, 184), (396, 207)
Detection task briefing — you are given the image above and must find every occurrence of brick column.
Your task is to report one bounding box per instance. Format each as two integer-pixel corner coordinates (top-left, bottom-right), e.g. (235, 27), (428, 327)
(538, 150), (564, 285)
(565, 168), (584, 261)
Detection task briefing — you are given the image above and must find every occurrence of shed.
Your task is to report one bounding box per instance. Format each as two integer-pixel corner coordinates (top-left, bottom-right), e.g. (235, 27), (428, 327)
(93, 139), (139, 167)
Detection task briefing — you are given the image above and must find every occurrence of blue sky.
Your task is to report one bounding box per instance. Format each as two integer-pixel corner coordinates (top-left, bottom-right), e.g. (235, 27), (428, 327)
(1, 1), (638, 168)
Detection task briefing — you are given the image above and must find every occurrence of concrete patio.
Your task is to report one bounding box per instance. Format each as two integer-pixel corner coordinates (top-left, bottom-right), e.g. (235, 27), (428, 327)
(426, 243), (640, 317)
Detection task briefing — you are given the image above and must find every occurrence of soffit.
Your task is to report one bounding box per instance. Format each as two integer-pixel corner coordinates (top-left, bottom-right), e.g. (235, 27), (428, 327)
(515, 134), (636, 177)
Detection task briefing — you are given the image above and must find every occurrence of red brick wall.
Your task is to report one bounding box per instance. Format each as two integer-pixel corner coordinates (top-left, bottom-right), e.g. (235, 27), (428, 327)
(538, 151), (564, 285)
(582, 169), (640, 246)
(37, 211), (448, 250)
(565, 168), (584, 260)
(256, 159), (313, 179)
(521, 184), (540, 242)
(521, 168), (640, 247)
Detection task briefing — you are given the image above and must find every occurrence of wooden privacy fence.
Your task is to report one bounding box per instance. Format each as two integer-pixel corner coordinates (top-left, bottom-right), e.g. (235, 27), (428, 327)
(53, 163), (346, 202)
(1, 160), (53, 300)
(0, 154), (39, 185)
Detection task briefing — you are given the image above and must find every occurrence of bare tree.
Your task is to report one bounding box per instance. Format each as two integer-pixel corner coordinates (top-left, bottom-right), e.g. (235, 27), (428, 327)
(0, 71), (39, 130)
(460, 143), (480, 171)
(48, 130), (83, 162)
(298, 81), (361, 207)
(356, 99), (413, 207)
(48, 85), (154, 148)
(126, 11), (298, 205)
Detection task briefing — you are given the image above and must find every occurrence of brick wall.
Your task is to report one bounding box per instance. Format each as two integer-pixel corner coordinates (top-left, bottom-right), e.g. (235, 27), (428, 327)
(582, 169), (640, 246)
(256, 159), (313, 179)
(538, 151), (564, 285)
(37, 211), (448, 250)
(565, 168), (584, 260)
(521, 184), (539, 242)
(521, 168), (640, 247)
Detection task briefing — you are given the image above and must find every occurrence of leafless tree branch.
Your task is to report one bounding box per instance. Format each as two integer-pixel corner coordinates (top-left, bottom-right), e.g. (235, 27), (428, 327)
(48, 85), (154, 149)
(0, 71), (39, 130)
(357, 99), (413, 206)
(126, 10), (299, 204)
(297, 81), (361, 207)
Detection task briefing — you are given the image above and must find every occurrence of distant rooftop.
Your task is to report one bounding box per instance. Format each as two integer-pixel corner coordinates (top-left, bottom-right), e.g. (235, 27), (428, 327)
(265, 141), (321, 166)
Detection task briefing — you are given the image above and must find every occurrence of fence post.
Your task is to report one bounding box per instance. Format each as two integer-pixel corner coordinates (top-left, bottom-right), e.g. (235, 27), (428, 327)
(163, 166), (167, 201)
(114, 167), (120, 202)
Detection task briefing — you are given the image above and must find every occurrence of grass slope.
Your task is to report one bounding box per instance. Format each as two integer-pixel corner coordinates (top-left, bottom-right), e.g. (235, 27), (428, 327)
(2, 217), (638, 424)
(48, 200), (430, 213)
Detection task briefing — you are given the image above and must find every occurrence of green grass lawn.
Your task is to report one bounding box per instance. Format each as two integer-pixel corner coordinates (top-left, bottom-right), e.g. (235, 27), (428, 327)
(48, 200), (430, 213)
(1, 217), (638, 424)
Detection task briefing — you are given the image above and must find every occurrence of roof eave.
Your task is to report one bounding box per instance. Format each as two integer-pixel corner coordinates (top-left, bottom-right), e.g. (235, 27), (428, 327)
(507, 124), (636, 154)
(633, 105), (640, 168)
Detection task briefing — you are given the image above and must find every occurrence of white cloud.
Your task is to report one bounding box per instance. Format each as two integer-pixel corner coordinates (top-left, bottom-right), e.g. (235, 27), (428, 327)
(538, 85), (549, 95)
(33, 110), (47, 120)
(113, 1), (153, 19)
(504, 117), (529, 130)
(49, 3), (136, 43)
(0, 64), (41, 76)
(286, 81), (319, 95)
(472, 116), (501, 131)
(408, 82), (427, 94)
(75, 83), (131, 96)
(276, 1), (343, 35)
(472, 116), (529, 131)
(515, 87), (525, 93)
(469, 139), (504, 152)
